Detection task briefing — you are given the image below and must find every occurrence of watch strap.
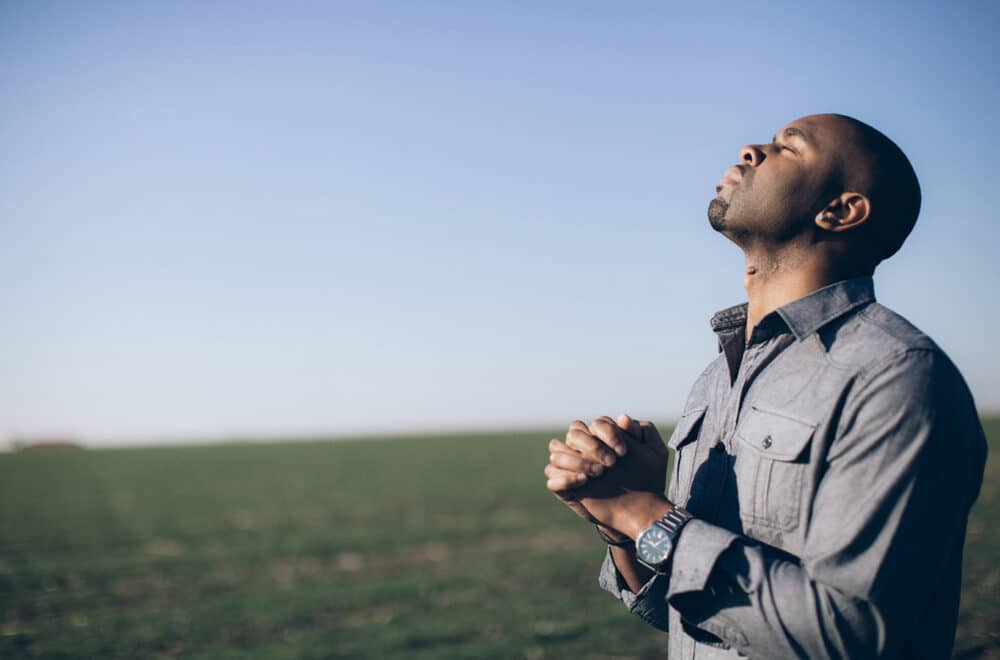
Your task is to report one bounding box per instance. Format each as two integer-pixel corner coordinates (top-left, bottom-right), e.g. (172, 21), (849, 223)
(655, 505), (693, 538)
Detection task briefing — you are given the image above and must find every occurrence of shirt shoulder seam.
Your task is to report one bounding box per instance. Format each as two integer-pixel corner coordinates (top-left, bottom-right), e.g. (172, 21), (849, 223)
(851, 346), (941, 392)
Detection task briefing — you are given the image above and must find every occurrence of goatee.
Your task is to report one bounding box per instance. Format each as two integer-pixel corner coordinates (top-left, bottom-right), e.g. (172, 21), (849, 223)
(708, 198), (729, 231)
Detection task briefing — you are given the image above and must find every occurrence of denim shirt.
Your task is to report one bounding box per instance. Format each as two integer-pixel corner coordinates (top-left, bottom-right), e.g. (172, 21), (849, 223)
(598, 277), (988, 659)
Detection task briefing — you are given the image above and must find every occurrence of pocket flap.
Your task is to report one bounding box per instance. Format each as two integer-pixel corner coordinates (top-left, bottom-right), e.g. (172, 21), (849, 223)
(737, 405), (815, 461)
(667, 406), (708, 450)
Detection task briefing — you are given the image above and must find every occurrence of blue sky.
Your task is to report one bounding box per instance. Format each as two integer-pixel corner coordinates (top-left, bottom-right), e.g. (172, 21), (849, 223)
(2, 1), (998, 445)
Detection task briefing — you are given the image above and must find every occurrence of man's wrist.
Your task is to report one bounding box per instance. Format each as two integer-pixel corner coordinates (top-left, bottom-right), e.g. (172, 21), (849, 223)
(618, 493), (674, 540)
(596, 524), (631, 546)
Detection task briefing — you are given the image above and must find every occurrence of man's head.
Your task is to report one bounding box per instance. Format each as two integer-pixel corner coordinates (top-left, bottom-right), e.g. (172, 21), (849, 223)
(708, 114), (921, 271)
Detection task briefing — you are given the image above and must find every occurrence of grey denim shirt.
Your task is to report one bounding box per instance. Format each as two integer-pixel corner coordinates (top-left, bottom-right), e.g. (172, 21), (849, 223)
(598, 277), (988, 659)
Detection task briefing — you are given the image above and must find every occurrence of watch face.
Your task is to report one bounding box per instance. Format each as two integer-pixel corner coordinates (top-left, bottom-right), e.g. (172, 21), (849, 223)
(637, 525), (673, 565)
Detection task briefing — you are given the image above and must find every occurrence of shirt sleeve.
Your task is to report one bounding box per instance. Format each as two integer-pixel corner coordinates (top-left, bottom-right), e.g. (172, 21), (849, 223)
(597, 547), (670, 632)
(664, 348), (988, 659)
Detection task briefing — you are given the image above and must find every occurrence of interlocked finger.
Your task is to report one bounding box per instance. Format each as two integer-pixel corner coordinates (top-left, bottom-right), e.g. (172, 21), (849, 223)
(615, 414), (644, 442)
(544, 464), (587, 491)
(565, 427), (618, 467)
(549, 447), (605, 478)
(588, 417), (629, 456)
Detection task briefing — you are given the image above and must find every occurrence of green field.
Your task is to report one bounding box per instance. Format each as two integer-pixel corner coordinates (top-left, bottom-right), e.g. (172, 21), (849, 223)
(1, 419), (997, 659)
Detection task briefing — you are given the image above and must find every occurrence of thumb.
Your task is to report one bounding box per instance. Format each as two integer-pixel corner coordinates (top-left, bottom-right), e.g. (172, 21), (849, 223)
(616, 414), (641, 440)
(637, 420), (661, 445)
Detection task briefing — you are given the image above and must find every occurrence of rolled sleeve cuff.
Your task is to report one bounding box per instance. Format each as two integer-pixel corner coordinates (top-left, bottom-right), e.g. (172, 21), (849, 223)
(598, 548), (669, 631)
(667, 519), (741, 598)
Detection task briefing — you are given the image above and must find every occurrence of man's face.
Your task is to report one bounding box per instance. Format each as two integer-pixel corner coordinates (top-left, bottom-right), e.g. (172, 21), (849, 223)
(709, 115), (844, 244)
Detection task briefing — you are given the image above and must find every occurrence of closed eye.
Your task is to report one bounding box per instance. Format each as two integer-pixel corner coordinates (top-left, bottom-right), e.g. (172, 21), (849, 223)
(774, 141), (797, 155)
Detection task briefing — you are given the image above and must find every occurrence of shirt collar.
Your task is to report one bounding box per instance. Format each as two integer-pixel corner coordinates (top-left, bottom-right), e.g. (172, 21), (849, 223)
(710, 276), (877, 342)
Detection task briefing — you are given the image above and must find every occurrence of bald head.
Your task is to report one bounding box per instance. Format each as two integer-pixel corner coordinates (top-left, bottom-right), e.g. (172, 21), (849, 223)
(812, 114), (922, 265)
(710, 113), (922, 272)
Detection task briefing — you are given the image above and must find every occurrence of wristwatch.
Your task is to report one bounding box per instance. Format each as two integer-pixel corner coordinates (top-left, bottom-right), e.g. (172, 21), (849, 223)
(635, 506), (693, 573)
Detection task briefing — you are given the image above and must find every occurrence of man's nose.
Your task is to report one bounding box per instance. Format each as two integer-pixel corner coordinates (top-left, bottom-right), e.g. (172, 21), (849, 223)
(740, 145), (766, 167)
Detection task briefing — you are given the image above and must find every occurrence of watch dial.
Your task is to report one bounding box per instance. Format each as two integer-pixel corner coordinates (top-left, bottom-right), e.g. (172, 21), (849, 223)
(637, 526), (673, 564)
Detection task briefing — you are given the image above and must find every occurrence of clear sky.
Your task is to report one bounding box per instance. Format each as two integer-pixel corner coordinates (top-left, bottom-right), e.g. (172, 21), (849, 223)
(2, 1), (998, 446)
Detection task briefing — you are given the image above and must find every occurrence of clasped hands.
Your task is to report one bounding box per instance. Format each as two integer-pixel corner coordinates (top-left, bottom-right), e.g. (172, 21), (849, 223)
(544, 415), (673, 541)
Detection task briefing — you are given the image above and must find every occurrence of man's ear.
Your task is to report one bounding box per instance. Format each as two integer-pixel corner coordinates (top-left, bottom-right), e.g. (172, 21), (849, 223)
(814, 192), (871, 232)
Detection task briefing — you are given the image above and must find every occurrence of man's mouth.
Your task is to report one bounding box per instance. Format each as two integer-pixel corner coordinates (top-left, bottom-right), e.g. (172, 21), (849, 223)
(715, 165), (744, 193)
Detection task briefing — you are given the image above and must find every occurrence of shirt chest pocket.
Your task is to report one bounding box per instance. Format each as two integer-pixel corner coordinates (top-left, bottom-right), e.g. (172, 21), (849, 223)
(667, 406), (708, 503)
(734, 405), (816, 531)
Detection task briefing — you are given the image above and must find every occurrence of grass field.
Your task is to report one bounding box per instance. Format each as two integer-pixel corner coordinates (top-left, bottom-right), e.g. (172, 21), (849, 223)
(1, 418), (997, 659)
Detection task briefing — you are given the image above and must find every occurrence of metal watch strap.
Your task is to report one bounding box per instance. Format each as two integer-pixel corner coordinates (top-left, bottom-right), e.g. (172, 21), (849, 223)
(656, 506), (693, 538)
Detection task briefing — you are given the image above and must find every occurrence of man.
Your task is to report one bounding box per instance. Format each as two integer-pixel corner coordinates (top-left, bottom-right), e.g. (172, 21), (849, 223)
(543, 114), (987, 659)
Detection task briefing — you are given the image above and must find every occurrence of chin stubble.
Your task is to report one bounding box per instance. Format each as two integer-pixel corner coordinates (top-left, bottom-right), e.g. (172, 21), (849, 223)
(708, 198), (729, 230)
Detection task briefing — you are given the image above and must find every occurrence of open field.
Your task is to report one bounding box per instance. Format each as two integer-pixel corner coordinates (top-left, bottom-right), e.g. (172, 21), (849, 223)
(1, 419), (997, 659)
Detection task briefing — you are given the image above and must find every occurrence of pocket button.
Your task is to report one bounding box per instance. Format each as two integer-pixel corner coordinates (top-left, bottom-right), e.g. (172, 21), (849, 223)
(761, 435), (772, 449)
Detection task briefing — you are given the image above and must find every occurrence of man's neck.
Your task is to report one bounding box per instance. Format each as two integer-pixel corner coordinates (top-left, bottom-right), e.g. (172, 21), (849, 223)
(742, 250), (868, 340)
